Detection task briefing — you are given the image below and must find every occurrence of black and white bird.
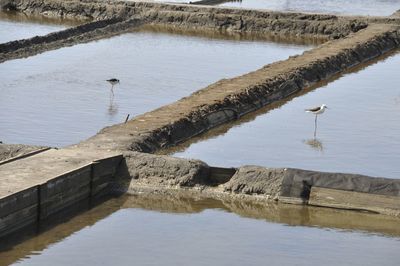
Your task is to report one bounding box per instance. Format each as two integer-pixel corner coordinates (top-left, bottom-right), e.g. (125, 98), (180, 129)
(305, 104), (329, 137)
(106, 78), (120, 95)
(106, 78), (120, 86)
(305, 104), (328, 115)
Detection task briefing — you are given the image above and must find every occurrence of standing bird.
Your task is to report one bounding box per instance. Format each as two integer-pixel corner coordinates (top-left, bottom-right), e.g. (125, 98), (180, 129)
(106, 78), (120, 95)
(305, 104), (328, 138)
(106, 78), (120, 115)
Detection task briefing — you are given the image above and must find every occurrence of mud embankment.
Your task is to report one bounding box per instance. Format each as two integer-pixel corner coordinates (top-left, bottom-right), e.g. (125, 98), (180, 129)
(4, 0), (397, 63)
(75, 24), (400, 154)
(0, 18), (144, 62)
(0, 144), (48, 162)
(2, 0), (370, 38)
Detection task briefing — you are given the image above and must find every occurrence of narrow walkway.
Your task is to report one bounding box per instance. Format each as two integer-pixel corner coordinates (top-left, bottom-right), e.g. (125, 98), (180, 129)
(0, 148), (121, 199)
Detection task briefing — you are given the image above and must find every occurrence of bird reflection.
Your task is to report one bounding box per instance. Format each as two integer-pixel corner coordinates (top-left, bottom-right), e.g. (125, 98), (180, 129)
(106, 78), (120, 116)
(303, 138), (324, 152)
(108, 89), (118, 116)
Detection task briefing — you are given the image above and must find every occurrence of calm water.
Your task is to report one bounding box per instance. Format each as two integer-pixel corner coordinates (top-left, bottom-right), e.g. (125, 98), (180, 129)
(0, 27), (312, 147)
(172, 51), (400, 179)
(2, 195), (399, 266)
(219, 0), (400, 16)
(0, 11), (74, 44)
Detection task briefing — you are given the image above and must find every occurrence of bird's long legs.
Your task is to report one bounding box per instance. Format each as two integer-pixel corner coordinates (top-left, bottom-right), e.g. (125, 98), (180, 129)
(110, 85), (115, 96)
(314, 114), (318, 138)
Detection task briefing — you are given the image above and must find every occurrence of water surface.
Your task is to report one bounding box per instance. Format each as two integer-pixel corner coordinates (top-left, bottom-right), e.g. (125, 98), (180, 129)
(219, 0), (400, 16)
(0, 11), (76, 43)
(3, 195), (399, 266)
(172, 51), (400, 179)
(0, 27), (312, 147)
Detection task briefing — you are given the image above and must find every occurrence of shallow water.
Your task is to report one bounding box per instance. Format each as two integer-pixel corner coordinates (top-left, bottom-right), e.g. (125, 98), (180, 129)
(172, 51), (400, 179)
(219, 0), (400, 16)
(0, 27), (312, 147)
(0, 11), (76, 44)
(2, 195), (399, 266)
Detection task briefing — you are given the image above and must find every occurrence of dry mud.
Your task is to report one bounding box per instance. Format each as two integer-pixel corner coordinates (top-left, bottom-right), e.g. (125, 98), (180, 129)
(0, 144), (47, 162)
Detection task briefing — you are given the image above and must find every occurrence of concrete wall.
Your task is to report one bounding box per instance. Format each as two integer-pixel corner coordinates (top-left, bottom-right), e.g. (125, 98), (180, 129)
(0, 155), (122, 238)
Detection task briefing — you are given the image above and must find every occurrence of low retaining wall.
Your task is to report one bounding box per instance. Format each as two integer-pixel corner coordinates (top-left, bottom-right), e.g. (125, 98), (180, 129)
(0, 152), (122, 238)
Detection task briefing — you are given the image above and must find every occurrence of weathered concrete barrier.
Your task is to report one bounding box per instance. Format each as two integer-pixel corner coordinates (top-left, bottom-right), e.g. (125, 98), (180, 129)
(0, 148), (122, 238)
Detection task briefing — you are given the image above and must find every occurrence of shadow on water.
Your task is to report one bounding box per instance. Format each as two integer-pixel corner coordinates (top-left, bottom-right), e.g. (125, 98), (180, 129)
(1, 192), (399, 266)
(158, 49), (400, 156)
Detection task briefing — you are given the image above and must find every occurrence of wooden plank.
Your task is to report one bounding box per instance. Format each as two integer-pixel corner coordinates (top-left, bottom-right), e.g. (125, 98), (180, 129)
(309, 187), (400, 216)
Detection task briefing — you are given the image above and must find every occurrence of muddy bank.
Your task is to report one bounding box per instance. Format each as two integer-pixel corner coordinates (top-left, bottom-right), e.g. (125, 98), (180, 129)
(0, 143), (48, 162)
(110, 150), (400, 217)
(1, 0), (371, 38)
(0, 17), (143, 62)
(75, 24), (400, 154)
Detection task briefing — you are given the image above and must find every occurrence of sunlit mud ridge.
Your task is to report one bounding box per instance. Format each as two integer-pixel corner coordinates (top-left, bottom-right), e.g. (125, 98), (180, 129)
(1, 0), (400, 240)
(0, 0), (388, 62)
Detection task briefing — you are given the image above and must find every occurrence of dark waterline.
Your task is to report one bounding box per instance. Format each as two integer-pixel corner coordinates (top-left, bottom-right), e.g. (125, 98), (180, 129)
(172, 51), (400, 179)
(0, 28), (312, 147)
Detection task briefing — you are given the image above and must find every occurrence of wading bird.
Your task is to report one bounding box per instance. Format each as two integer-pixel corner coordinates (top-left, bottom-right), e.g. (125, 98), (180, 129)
(106, 78), (120, 95)
(305, 104), (328, 137)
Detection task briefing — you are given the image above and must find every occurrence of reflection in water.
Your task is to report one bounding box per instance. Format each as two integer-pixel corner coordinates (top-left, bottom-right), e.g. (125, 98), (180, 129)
(106, 80), (120, 116)
(304, 138), (323, 152)
(108, 91), (119, 116)
(1, 194), (400, 266)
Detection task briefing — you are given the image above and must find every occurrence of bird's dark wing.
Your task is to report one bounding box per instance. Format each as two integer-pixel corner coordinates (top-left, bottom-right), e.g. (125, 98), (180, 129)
(305, 106), (321, 112)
